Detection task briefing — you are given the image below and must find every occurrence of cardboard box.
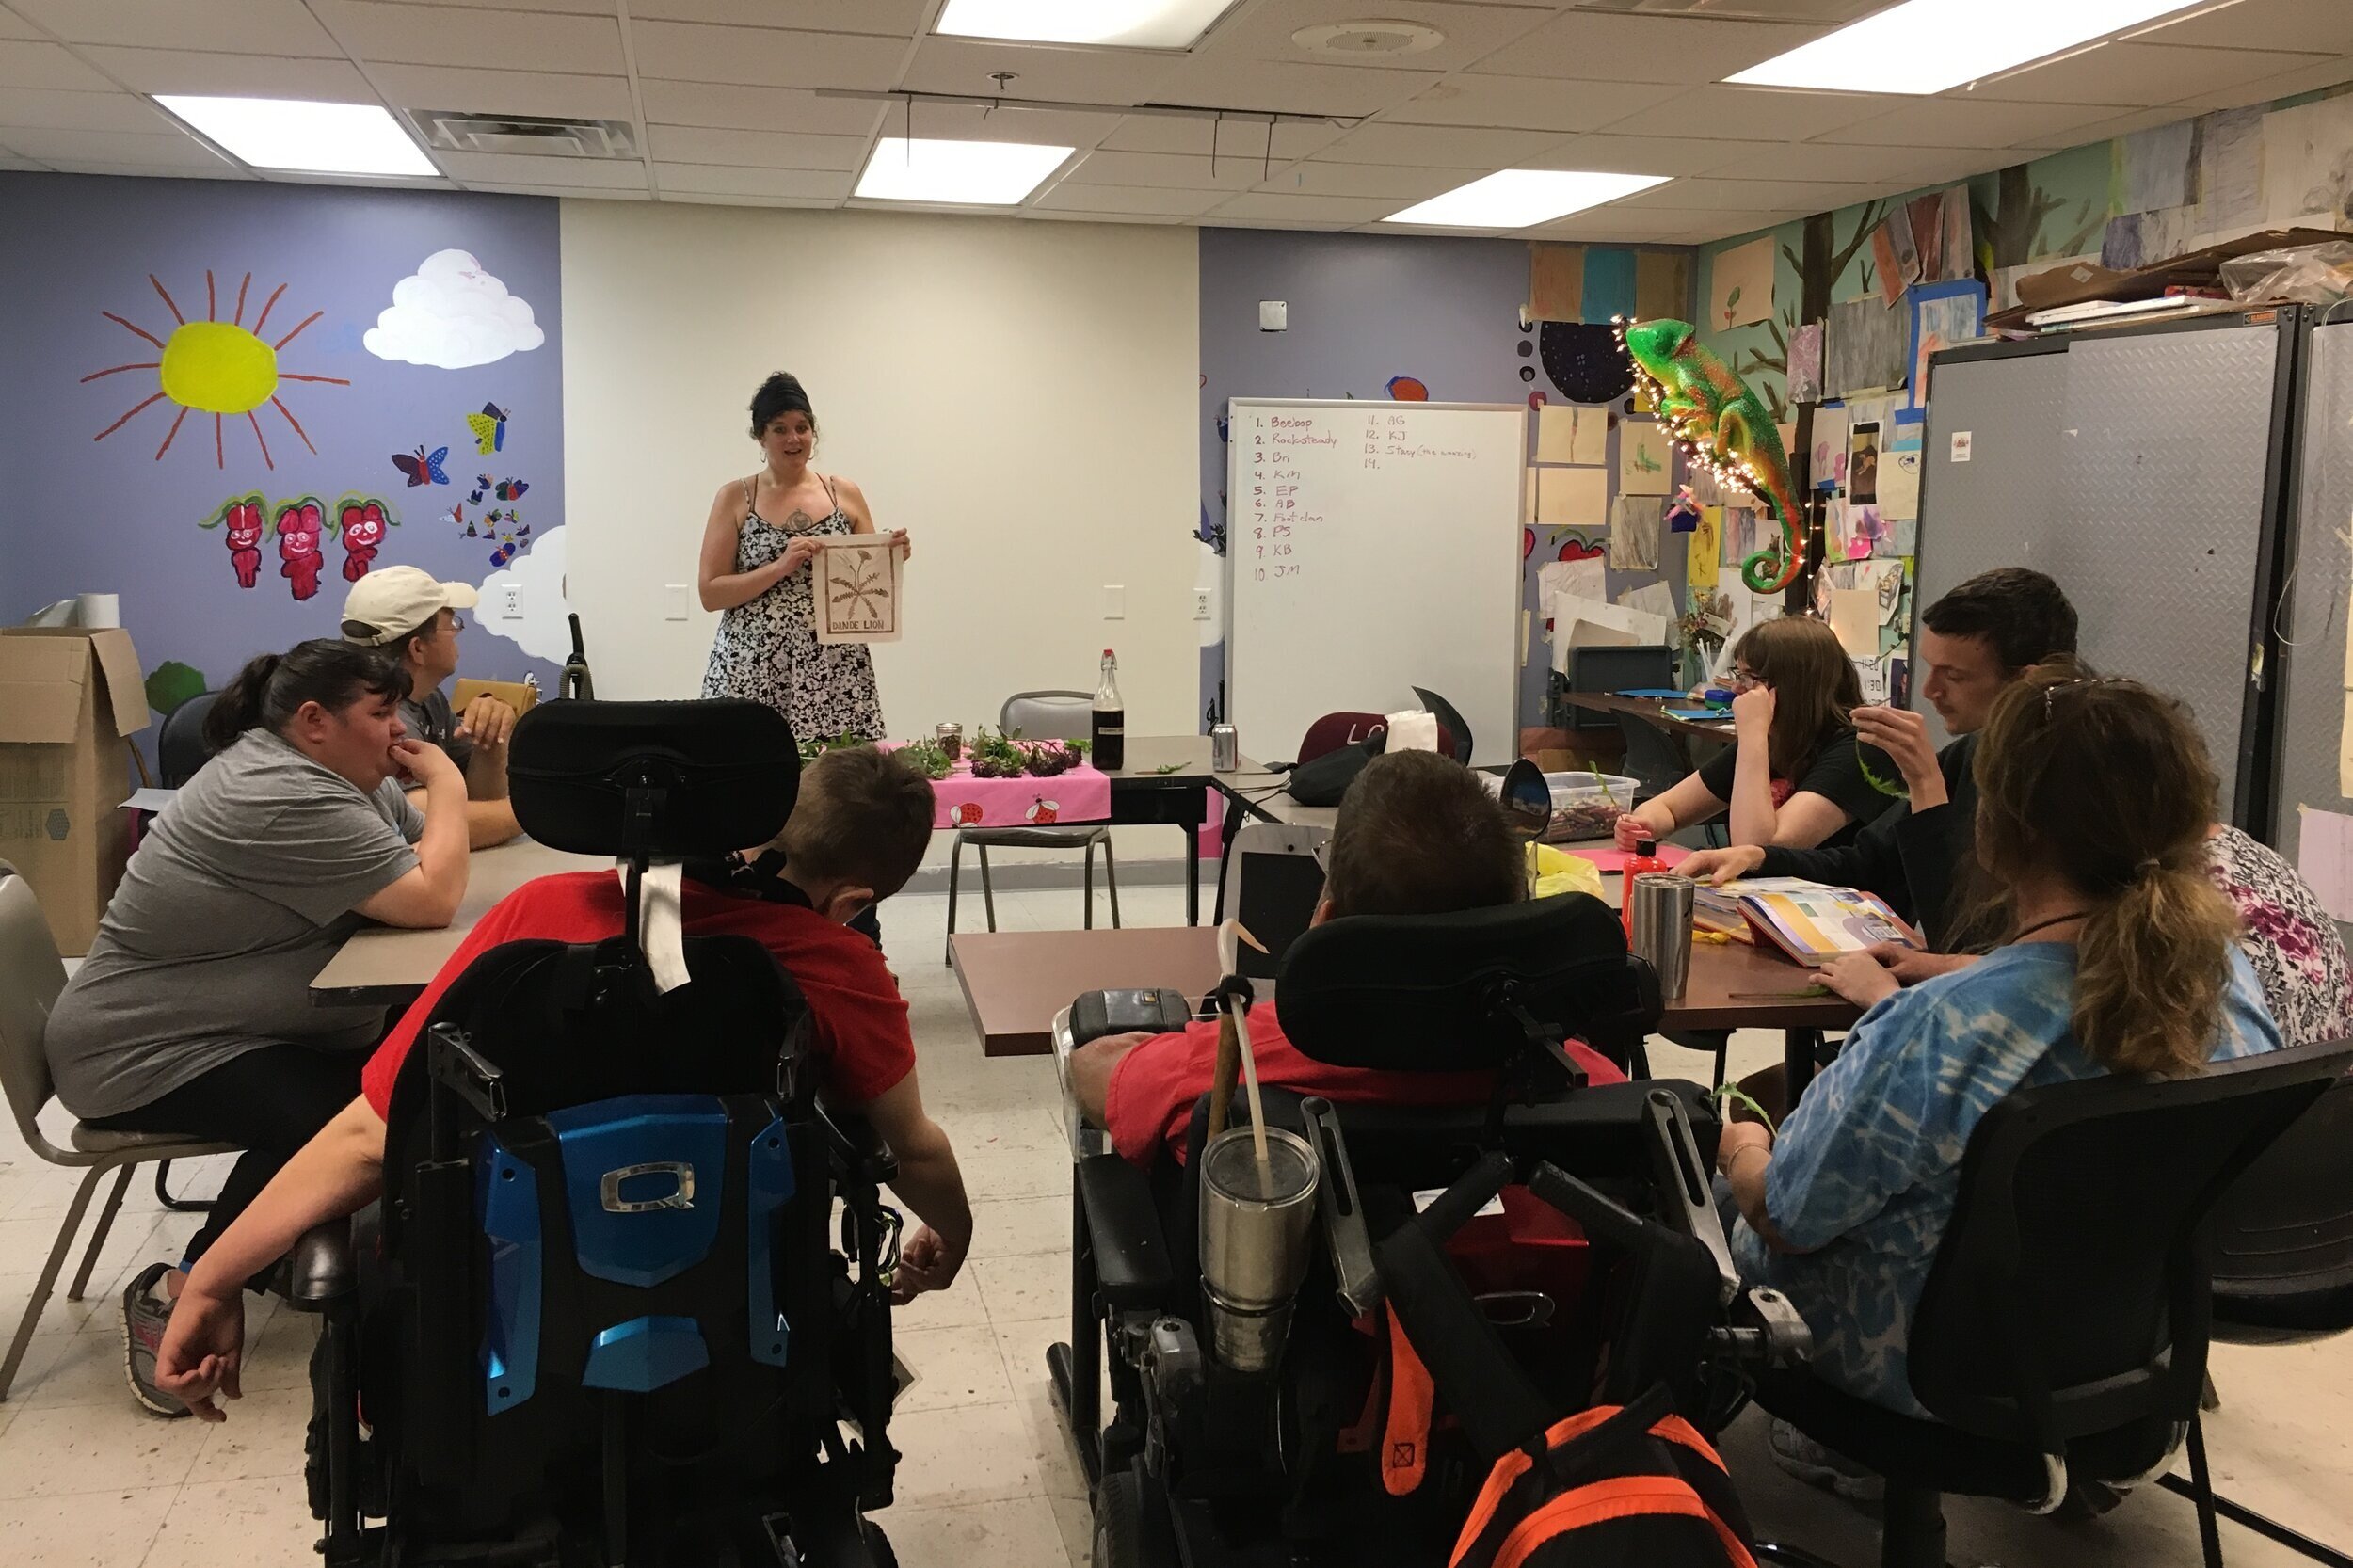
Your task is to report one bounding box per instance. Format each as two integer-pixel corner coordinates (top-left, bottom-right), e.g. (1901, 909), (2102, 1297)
(0, 629), (148, 954)
(451, 677), (539, 717)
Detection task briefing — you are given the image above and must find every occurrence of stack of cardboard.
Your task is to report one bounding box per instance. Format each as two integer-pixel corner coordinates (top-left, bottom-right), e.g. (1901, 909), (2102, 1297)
(0, 629), (148, 954)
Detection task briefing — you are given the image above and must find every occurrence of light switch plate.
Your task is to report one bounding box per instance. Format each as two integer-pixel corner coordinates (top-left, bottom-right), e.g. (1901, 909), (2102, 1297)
(664, 584), (689, 621)
(1104, 584), (1125, 619)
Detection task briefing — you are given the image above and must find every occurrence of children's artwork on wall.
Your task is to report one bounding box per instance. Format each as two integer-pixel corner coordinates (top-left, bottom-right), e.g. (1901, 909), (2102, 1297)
(1606, 495), (1661, 570)
(2120, 120), (2196, 216)
(1636, 251), (1690, 323)
(813, 536), (902, 644)
(275, 497), (326, 601)
(1533, 403), (1609, 466)
(1710, 236), (1773, 330)
(1786, 324), (1824, 406)
(1722, 505), (1758, 565)
(1825, 296), (1907, 398)
(1881, 413), (1925, 520)
(1848, 422), (1880, 504)
(336, 496), (392, 582)
(88, 270), (349, 471)
(1618, 422), (1673, 494)
(469, 474), (528, 504)
(1529, 243), (1583, 323)
(392, 443), (450, 487)
(467, 401), (509, 453)
(1688, 506), (1721, 593)
(1869, 216), (1920, 307)
(1582, 248), (1636, 323)
(2201, 106), (2266, 231)
(1385, 375), (1428, 401)
(1851, 504), (1889, 560)
(1810, 404), (1849, 492)
(1536, 465), (1608, 527)
(1907, 280), (1987, 410)
(200, 493), (269, 589)
(365, 249), (546, 370)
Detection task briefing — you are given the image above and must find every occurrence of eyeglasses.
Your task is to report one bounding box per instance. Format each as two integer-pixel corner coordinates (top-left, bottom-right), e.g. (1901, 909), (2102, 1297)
(447, 615), (466, 633)
(2041, 675), (2125, 718)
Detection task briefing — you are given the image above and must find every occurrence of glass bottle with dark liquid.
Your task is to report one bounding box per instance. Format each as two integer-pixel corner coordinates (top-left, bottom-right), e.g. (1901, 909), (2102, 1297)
(1091, 648), (1125, 772)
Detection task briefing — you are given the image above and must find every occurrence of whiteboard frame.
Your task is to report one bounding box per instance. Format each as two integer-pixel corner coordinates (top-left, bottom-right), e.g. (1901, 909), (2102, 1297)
(1223, 397), (1529, 766)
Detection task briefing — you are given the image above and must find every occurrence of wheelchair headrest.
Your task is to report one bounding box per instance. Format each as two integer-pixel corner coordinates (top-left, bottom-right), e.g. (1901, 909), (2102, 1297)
(507, 698), (798, 859)
(1273, 894), (1651, 1072)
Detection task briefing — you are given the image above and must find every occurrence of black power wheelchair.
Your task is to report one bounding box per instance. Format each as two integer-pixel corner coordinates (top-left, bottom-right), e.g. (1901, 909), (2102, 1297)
(1047, 892), (1812, 1567)
(287, 700), (907, 1567)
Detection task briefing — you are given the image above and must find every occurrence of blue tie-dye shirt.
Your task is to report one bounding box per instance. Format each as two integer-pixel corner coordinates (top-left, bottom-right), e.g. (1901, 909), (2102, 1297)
(1732, 941), (2281, 1416)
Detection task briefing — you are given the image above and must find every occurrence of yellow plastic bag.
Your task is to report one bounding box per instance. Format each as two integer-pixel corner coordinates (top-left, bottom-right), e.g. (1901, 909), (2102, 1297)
(1531, 843), (1606, 904)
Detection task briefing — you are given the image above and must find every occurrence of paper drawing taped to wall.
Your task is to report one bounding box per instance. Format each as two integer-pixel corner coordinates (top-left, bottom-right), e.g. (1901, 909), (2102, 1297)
(392, 444), (450, 487)
(365, 249), (545, 370)
(470, 474), (528, 504)
(467, 402), (510, 454)
(87, 270), (350, 471)
(200, 493), (269, 589)
(813, 536), (902, 645)
(276, 497), (327, 600)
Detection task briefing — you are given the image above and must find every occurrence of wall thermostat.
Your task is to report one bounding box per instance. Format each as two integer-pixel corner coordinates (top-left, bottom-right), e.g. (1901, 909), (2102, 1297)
(1259, 300), (1288, 332)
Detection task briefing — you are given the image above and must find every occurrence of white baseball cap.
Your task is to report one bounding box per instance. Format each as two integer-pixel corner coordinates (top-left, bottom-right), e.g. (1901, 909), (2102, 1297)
(341, 566), (480, 648)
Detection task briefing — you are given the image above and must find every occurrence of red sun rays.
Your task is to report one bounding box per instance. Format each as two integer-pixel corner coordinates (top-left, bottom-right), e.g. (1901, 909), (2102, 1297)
(86, 270), (350, 471)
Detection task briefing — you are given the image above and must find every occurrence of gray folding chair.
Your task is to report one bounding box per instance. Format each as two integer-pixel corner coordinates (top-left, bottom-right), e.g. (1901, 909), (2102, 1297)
(945, 691), (1121, 962)
(0, 861), (234, 1400)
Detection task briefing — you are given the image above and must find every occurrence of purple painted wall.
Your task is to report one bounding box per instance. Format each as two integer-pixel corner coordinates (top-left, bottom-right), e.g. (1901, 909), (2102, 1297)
(1196, 226), (1689, 751)
(0, 173), (566, 725)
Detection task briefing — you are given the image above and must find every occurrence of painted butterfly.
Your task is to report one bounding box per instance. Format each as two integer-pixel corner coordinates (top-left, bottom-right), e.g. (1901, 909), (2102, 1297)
(466, 403), (509, 455)
(496, 477), (527, 501)
(489, 540), (516, 568)
(392, 445), (450, 487)
(472, 474), (528, 504)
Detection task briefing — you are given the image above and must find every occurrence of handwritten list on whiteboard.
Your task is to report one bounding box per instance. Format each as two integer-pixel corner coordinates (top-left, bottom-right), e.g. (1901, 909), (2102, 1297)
(1226, 399), (1527, 766)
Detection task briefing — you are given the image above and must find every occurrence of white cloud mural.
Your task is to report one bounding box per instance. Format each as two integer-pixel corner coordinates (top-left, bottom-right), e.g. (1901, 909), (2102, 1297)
(364, 248), (544, 369)
(473, 525), (571, 663)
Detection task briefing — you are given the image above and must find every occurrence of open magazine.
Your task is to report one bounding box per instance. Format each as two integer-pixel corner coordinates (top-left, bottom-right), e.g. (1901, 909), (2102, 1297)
(1693, 876), (1918, 966)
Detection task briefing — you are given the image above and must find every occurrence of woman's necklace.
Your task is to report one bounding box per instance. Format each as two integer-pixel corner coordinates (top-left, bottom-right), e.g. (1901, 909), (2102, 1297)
(2009, 909), (2091, 942)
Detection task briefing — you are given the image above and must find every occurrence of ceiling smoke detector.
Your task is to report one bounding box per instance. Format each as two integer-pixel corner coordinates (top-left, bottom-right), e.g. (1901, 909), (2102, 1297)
(1291, 20), (1446, 56)
(410, 110), (639, 159)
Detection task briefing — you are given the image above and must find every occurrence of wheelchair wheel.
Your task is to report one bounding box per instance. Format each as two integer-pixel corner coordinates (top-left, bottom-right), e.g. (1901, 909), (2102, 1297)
(860, 1519), (898, 1568)
(1094, 1470), (1146, 1568)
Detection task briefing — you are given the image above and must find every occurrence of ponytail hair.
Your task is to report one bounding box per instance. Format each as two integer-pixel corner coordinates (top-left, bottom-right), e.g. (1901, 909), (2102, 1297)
(1973, 663), (2241, 1076)
(203, 639), (410, 751)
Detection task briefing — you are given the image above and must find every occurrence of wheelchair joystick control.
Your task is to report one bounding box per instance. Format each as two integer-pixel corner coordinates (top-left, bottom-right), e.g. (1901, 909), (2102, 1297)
(1197, 1125), (1320, 1373)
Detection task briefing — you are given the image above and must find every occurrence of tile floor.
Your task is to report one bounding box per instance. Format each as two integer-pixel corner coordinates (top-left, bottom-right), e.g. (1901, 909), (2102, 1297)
(0, 880), (2346, 1566)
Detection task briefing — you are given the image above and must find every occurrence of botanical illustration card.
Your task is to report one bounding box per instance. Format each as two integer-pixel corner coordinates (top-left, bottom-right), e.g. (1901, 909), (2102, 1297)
(813, 536), (903, 644)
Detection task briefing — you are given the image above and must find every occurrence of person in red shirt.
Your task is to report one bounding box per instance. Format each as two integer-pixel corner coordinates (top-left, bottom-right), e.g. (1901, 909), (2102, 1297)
(1069, 750), (1626, 1167)
(152, 746), (970, 1423)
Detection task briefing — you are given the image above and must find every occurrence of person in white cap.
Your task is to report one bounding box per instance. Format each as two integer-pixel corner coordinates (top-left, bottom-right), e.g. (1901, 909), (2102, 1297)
(341, 566), (520, 847)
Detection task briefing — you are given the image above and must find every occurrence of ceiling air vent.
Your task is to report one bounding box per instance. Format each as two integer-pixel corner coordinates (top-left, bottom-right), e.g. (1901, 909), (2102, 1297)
(409, 111), (639, 159)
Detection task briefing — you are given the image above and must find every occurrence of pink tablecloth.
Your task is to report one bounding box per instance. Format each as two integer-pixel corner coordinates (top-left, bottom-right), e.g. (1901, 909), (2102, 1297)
(925, 760), (1112, 831)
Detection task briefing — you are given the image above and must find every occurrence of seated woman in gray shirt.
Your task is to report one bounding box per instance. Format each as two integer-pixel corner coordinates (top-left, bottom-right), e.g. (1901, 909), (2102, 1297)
(41, 639), (470, 1416)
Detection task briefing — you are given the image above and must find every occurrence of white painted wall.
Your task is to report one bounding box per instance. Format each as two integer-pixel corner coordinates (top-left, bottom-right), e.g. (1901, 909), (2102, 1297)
(558, 201), (1201, 749)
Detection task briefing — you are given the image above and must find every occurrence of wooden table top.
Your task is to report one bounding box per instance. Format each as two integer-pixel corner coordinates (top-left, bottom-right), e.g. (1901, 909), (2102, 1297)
(948, 920), (1856, 1058)
(1558, 691), (1737, 744)
(310, 839), (607, 1007)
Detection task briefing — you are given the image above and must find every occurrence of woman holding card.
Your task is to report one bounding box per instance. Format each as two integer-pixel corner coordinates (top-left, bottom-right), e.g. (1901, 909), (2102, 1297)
(699, 372), (909, 742)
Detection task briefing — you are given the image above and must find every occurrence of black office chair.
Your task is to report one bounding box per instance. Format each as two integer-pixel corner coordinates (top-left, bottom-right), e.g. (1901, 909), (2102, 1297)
(1615, 712), (1699, 801)
(945, 690), (1119, 961)
(154, 690), (221, 787)
(2151, 1073), (2353, 1568)
(1408, 686), (1474, 763)
(1753, 1039), (2353, 1568)
(296, 699), (902, 1568)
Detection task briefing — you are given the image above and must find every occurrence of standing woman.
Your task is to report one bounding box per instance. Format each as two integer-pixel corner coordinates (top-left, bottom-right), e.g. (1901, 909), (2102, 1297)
(700, 373), (908, 743)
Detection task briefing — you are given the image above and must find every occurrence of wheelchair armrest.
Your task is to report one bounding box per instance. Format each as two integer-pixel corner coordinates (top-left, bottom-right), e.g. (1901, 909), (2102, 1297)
(1076, 1153), (1173, 1309)
(818, 1104), (899, 1189)
(283, 1217), (357, 1311)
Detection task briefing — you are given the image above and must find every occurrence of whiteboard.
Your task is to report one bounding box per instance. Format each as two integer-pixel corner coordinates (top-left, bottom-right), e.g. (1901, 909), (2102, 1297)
(1225, 399), (1527, 767)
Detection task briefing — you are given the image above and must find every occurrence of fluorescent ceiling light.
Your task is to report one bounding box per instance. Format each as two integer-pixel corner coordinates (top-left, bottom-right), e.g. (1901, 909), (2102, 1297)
(1385, 170), (1671, 230)
(935, 0), (1241, 49)
(1727, 0), (2207, 95)
(156, 95), (435, 176)
(855, 137), (1074, 205)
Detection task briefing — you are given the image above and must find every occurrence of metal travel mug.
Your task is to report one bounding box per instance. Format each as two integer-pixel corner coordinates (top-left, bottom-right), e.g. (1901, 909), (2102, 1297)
(1197, 1126), (1320, 1372)
(1209, 722), (1240, 774)
(1627, 872), (1697, 1000)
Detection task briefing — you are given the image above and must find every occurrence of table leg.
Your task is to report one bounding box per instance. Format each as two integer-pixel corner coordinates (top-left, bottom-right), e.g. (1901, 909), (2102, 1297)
(1185, 787), (1202, 926)
(1784, 1028), (1823, 1105)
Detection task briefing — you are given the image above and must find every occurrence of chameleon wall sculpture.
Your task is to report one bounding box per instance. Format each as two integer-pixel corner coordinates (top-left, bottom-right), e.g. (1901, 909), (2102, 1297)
(1618, 318), (1802, 594)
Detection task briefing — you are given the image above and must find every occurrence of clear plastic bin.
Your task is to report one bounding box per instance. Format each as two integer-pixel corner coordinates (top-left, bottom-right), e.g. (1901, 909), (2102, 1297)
(1483, 771), (1639, 843)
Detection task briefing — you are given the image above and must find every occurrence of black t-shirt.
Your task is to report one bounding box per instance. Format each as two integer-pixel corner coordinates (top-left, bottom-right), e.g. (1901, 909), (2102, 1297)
(1695, 728), (1889, 850)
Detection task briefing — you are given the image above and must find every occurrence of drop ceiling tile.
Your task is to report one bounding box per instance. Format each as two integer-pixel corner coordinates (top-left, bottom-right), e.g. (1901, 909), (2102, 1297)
(632, 22), (906, 90)
(1705, 142), (2000, 185)
(45, 159), (254, 179)
(1261, 160), (1487, 199)
(1478, 13), (1831, 87)
(1602, 85), (1907, 144)
(0, 126), (232, 166)
(876, 100), (1120, 149)
(383, 0), (619, 13)
(1210, 189), (1402, 224)
(1064, 148), (1263, 190)
(1152, 56), (1439, 118)
(653, 160), (855, 198)
(2173, 56), (2353, 109)
(0, 41), (118, 92)
(637, 80), (884, 136)
(1522, 133), (1755, 178)
(1315, 120), (1563, 168)
(660, 189), (836, 207)
(2057, 106), (2202, 143)
(1096, 114), (1341, 160)
(0, 88), (175, 133)
(1816, 98), (2128, 149)
(1193, 1), (1555, 76)
(6, 0), (346, 56)
(1609, 175), (1874, 212)
(1385, 75), (1672, 136)
(477, 184), (651, 200)
(1554, 206), (1804, 243)
(436, 149), (649, 187)
(646, 124), (868, 170)
(0, 13), (39, 40)
(312, 1), (627, 73)
(76, 47), (378, 102)
(2130, 0), (2353, 53)
(1030, 181), (1230, 216)
(631, 0), (921, 30)
(902, 37), (1179, 105)
(368, 63), (635, 120)
(1969, 42), (2320, 105)
(1024, 207), (1188, 224)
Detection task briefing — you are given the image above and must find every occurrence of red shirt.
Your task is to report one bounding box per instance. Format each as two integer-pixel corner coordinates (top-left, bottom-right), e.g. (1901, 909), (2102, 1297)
(360, 872), (913, 1119)
(1103, 1002), (1625, 1167)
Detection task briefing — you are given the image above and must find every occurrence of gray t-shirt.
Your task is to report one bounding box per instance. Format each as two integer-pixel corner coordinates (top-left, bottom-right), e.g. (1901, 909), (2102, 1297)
(44, 728), (425, 1119)
(400, 686), (474, 773)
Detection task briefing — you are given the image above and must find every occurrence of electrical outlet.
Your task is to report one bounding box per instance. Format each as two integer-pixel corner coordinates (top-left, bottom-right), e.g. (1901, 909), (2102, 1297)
(497, 582), (523, 620)
(1193, 590), (1212, 621)
(664, 584), (689, 621)
(1104, 584), (1125, 619)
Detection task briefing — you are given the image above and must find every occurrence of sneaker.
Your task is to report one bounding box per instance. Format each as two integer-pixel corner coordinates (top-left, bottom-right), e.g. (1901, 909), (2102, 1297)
(120, 1262), (189, 1418)
(1768, 1417), (1883, 1505)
